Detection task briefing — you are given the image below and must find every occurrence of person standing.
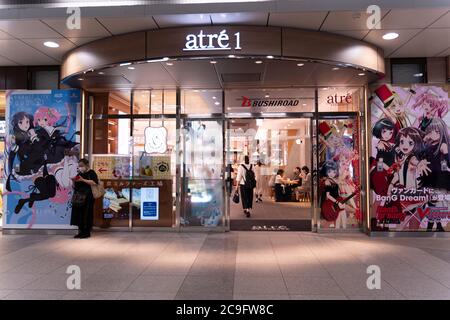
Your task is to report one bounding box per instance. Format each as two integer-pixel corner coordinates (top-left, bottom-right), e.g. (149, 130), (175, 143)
(70, 158), (99, 239)
(235, 156), (256, 218)
(254, 161), (263, 203)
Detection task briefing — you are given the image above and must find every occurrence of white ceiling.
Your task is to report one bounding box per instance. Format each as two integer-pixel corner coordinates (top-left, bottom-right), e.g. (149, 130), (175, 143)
(0, 7), (448, 66)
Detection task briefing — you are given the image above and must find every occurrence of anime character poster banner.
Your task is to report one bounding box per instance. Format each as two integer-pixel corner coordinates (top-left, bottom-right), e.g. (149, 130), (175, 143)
(4, 89), (81, 229)
(318, 118), (361, 230)
(370, 84), (450, 232)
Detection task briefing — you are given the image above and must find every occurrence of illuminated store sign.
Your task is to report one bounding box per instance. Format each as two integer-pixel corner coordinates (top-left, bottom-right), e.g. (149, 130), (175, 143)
(326, 93), (353, 105)
(240, 96), (300, 107)
(184, 29), (241, 51)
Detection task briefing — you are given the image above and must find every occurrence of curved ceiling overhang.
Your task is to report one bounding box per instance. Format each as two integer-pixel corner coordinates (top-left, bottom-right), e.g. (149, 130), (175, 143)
(61, 26), (385, 85)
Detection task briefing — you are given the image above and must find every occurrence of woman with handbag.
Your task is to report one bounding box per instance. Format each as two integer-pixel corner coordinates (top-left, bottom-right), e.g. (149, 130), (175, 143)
(70, 158), (99, 239)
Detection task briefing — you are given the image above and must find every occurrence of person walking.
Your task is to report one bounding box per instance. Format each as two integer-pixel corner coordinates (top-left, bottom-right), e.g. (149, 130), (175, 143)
(254, 161), (263, 203)
(235, 155), (256, 218)
(70, 158), (99, 239)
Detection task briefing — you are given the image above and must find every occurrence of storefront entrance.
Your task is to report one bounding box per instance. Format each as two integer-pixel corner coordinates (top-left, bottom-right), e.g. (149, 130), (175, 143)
(227, 117), (313, 231)
(83, 86), (365, 232)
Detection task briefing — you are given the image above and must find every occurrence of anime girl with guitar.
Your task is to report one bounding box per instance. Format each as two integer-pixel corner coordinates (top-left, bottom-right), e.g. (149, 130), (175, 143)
(320, 161), (357, 229)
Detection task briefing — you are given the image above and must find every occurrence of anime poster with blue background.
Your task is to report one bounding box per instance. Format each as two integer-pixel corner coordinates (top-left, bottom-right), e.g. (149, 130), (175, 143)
(4, 90), (80, 228)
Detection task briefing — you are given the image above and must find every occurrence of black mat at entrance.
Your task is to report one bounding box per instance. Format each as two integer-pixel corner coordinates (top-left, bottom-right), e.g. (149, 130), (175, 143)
(231, 219), (311, 231)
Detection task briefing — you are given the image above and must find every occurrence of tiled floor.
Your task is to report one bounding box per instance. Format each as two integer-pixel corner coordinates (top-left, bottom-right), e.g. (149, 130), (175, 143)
(0, 231), (449, 300)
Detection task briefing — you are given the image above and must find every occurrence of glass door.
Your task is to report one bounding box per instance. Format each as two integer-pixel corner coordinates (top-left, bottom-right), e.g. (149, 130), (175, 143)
(315, 115), (363, 231)
(180, 119), (226, 229)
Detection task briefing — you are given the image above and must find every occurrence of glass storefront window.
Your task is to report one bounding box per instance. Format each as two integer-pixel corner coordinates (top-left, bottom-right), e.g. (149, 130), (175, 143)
(131, 119), (176, 227)
(133, 90), (176, 115)
(317, 117), (362, 230)
(181, 120), (224, 227)
(92, 91), (131, 115)
(318, 87), (361, 112)
(182, 89), (223, 115)
(91, 117), (131, 228)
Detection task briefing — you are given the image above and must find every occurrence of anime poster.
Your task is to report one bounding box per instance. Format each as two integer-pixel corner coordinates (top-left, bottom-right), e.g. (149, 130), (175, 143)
(4, 90), (80, 229)
(370, 84), (450, 232)
(318, 119), (361, 230)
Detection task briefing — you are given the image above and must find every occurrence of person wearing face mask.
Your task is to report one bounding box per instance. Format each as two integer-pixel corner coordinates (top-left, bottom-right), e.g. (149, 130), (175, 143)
(70, 158), (99, 239)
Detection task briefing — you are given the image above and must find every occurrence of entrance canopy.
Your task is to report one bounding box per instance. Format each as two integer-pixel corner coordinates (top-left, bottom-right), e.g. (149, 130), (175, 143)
(61, 26), (384, 89)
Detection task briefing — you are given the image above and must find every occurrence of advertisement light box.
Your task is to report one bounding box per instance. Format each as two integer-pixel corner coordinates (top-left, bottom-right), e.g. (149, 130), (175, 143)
(140, 187), (159, 221)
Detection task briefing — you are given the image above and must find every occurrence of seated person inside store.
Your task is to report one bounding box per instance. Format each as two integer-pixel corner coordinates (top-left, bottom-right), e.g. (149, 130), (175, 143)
(290, 167), (302, 188)
(296, 166), (311, 201)
(274, 169), (296, 202)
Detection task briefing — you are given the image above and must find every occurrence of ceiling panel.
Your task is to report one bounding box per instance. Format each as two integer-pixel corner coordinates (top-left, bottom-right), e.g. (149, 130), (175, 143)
(0, 55), (18, 66)
(163, 60), (221, 88)
(97, 16), (157, 35)
(436, 47), (450, 57)
(153, 14), (211, 28)
(21, 38), (75, 61)
(268, 12), (328, 30)
(378, 8), (447, 29)
(67, 37), (103, 46)
(390, 28), (450, 57)
(0, 40), (58, 65)
(429, 10), (450, 28)
(210, 12), (268, 25)
(0, 29), (14, 40)
(42, 18), (111, 38)
(321, 10), (388, 31)
(0, 20), (62, 39)
(364, 28), (422, 56)
(327, 30), (369, 40)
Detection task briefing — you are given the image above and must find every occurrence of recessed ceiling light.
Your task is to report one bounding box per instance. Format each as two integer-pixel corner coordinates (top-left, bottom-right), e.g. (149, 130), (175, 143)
(266, 55), (274, 59)
(265, 94), (270, 98)
(228, 54), (236, 58)
(297, 63), (304, 67)
(358, 73), (365, 76)
(332, 67), (340, 71)
(212, 96), (217, 99)
(302, 103), (307, 106)
(210, 60), (217, 64)
(322, 87), (328, 90)
(98, 72), (105, 75)
(382, 32), (399, 40)
(166, 62), (173, 66)
(127, 66), (135, 70)
(413, 73), (424, 77)
(255, 60), (263, 64)
(77, 78), (84, 81)
(43, 41), (59, 48)
(214, 101), (220, 105)
(119, 62), (131, 66)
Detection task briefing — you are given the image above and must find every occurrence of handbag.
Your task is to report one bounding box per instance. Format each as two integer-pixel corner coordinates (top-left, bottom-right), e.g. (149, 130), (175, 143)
(91, 181), (106, 199)
(232, 190), (240, 204)
(72, 192), (87, 207)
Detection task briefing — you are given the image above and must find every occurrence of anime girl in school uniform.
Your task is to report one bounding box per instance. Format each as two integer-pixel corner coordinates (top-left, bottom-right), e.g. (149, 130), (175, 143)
(6, 112), (44, 191)
(33, 106), (78, 165)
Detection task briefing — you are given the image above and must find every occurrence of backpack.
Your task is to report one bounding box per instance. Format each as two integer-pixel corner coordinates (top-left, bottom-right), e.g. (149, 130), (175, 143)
(242, 164), (256, 189)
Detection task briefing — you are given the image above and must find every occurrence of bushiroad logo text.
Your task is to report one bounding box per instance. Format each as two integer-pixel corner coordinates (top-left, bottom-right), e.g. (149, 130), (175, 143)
(240, 96), (300, 107)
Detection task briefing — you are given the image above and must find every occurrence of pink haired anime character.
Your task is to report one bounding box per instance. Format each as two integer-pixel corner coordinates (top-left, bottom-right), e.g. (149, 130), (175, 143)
(33, 106), (78, 165)
(412, 90), (449, 132)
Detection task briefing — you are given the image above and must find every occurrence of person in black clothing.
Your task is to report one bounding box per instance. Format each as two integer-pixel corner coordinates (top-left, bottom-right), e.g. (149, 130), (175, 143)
(70, 158), (99, 239)
(235, 156), (255, 218)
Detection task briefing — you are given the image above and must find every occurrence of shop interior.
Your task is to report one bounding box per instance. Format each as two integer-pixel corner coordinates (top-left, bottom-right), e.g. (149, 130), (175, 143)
(228, 118), (312, 230)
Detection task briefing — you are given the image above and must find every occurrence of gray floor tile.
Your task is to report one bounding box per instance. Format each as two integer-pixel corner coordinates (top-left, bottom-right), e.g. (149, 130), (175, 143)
(234, 276), (288, 294)
(126, 275), (185, 293)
